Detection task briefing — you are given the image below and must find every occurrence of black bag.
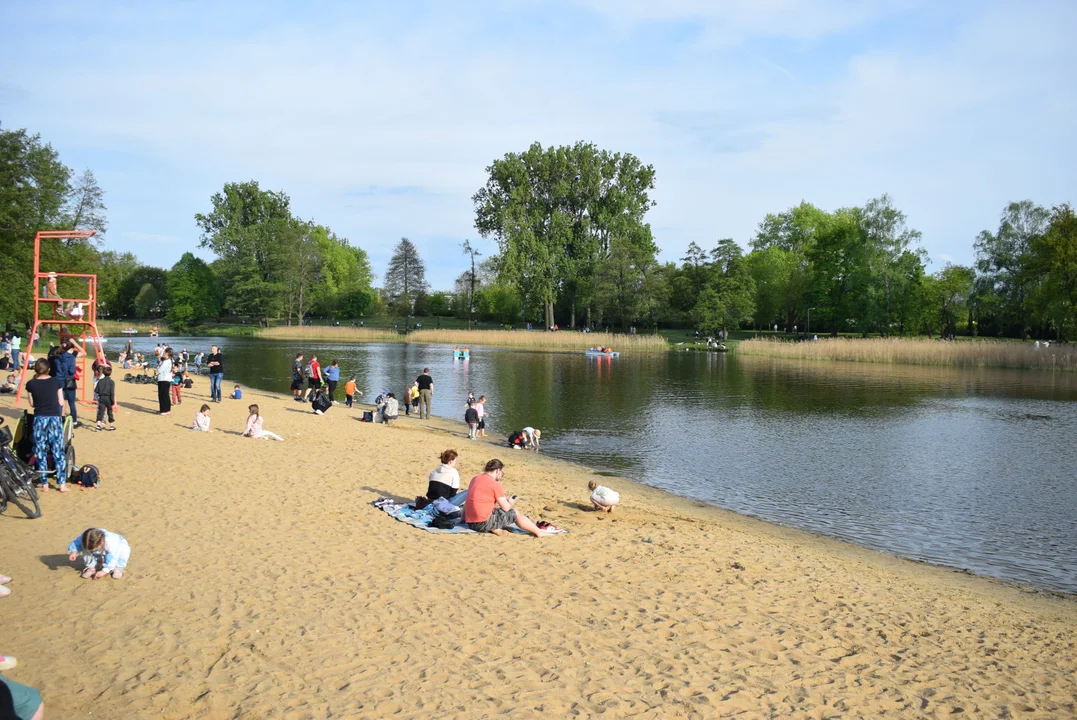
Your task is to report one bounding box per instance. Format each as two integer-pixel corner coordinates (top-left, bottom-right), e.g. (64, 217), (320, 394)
(311, 392), (332, 413)
(64, 377), (77, 391)
(429, 515), (457, 530)
(75, 464), (100, 488)
(361, 410), (374, 422)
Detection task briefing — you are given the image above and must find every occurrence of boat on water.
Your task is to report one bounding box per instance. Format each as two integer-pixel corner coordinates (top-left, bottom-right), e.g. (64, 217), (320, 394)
(120, 328), (138, 335)
(585, 350), (620, 357)
(453, 348), (470, 360)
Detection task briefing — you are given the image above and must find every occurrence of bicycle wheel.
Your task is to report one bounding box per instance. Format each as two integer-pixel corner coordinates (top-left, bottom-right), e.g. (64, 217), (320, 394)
(0, 460), (41, 519)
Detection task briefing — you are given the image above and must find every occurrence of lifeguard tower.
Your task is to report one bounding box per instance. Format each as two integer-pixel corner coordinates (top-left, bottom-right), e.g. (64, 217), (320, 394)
(15, 230), (108, 407)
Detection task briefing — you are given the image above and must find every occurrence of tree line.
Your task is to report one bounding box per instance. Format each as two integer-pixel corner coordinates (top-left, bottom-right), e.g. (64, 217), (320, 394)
(3, 122), (1074, 339)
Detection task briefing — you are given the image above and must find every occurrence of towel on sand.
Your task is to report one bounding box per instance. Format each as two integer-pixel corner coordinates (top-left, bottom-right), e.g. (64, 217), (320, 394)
(371, 492), (566, 535)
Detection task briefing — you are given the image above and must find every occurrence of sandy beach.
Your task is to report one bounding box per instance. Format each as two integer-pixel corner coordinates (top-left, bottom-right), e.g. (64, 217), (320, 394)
(1, 381), (1075, 719)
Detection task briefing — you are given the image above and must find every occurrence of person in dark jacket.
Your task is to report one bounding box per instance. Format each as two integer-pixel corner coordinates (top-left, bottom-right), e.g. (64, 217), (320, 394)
(95, 365), (117, 431)
(51, 338), (84, 426)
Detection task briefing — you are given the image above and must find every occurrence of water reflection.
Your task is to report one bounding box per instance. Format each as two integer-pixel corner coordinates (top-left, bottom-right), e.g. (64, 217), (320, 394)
(119, 337), (1077, 593)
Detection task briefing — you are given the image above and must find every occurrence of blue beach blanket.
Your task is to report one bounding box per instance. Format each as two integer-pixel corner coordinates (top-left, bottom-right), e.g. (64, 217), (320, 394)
(372, 492), (564, 535)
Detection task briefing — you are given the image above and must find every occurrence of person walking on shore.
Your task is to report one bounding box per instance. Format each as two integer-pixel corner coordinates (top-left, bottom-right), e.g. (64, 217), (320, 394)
(416, 368), (433, 419)
(324, 360), (341, 403)
(207, 346), (224, 403)
(290, 352), (304, 401)
(302, 355), (322, 401)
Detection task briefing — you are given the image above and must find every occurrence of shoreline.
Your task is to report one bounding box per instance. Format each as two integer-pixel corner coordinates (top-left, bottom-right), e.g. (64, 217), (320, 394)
(1, 383), (1074, 718)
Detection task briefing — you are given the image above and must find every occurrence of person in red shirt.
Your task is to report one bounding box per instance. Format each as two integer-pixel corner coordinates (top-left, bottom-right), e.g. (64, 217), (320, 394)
(302, 355), (322, 401)
(464, 459), (552, 537)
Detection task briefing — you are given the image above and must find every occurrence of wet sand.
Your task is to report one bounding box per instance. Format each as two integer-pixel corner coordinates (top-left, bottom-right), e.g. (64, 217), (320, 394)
(0, 382), (1074, 719)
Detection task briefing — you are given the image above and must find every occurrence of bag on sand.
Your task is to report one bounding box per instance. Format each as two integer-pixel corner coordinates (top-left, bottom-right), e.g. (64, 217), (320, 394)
(361, 410), (374, 423)
(311, 392), (332, 414)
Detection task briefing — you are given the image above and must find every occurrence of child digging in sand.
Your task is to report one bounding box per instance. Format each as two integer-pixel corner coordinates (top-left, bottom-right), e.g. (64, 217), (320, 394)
(243, 404), (283, 441)
(588, 479), (620, 513)
(68, 527), (131, 579)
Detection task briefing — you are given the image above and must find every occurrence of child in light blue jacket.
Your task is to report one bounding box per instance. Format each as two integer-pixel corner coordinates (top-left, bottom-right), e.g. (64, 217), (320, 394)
(68, 528), (131, 579)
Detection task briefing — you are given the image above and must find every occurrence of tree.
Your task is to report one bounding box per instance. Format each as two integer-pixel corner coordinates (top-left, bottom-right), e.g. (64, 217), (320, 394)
(95, 251), (140, 318)
(134, 283), (162, 318)
(1028, 204), (1077, 339)
(930, 264), (975, 337)
(473, 141), (656, 329)
(280, 219), (322, 325)
(692, 239), (755, 335)
(461, 239), (482, 329)
(195, 181), (292, 324)
(0, 125), (75, 326)
(64, 169), (108, 235)
(974, 200), (1050, 337)
(383, 238), (427, 316)
(167, 253), (219, 330)
(115, 266), (169, 318)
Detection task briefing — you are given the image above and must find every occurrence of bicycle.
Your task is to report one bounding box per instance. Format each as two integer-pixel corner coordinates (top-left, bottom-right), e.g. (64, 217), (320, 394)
(0, 420), (40, 519)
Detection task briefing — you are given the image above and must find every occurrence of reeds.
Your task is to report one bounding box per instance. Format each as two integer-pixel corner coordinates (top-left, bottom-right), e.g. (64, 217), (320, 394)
(254, 325), (668, 352)
(96, 320), (166, 335)
(737, 337), (1077, 371)
(255, 326), (405, 342)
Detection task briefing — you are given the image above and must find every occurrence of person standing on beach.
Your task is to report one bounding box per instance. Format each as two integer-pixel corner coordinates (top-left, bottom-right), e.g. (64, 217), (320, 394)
(207, 346), (224, 403)
(157, 348), (174, 415)
(416, 368), (433, 419)
(302, 355), (322, 401)
(9, 331), (20, 371)
(25, 358), (68, 492)
(52, 338), (84, 427)
(291, 352), (304, 401)
(324, 360), (341, 403)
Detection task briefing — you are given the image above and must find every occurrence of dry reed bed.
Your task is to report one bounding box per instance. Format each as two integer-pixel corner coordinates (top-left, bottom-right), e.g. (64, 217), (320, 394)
(738, 337), (1077, 371)
(255, 325), (668, 351)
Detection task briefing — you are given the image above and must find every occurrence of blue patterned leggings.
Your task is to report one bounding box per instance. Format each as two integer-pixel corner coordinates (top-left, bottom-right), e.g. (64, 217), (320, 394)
(32, 415), (66, 485)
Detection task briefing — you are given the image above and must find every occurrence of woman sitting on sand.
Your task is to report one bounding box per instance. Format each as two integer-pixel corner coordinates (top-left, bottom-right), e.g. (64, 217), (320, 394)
(427, 449), (461, 500)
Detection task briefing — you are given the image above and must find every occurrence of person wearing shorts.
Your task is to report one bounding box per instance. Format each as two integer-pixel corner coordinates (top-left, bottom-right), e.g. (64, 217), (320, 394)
(0, 672), (44, 720)
(463, 459), (551, 537)
(303, 355), (322, 401)
(290, 352), (304, 401)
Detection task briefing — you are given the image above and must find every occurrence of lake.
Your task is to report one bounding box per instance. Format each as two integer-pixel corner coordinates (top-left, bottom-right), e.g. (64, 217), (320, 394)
(118, 336), (1077, 593)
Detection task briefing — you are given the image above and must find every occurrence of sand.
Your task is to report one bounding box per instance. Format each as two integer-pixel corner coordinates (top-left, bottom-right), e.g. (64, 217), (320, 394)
(1, 381), (1075, 719)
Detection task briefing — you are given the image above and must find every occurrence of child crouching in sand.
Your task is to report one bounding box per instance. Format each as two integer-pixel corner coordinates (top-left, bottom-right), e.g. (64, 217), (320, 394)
(243, 404), (283, 441)
(191, 403), (213, 432)
(588, 479), (620, 513)
(68, 527), (131, 579)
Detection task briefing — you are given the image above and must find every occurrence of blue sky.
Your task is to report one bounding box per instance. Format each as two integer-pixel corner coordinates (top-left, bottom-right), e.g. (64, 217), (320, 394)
(2, 0), (1074, 290)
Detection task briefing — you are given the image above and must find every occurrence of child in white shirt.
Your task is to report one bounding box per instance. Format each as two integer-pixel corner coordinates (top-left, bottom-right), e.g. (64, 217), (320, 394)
(191, 404), (213, 432)
(68, 527), (131, 579)
(243, 404), (283, 441)
(588, 480), (620, 513)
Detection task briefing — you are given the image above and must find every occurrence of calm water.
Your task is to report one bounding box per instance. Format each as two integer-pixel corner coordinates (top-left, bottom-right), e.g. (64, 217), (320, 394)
(121, 337), (1077, 593)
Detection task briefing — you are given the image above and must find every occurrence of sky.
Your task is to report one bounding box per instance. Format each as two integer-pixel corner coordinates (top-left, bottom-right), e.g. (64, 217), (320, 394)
(2, 0), (1074, 290)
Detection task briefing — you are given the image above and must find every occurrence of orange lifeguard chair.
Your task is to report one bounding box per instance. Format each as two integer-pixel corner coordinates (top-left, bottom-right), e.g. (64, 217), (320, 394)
(15, 230), (107, 407)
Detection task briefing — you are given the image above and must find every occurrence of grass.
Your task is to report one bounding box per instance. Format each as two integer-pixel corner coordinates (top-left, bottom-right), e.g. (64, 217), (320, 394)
(737, 337), (1077, 371)
(253, 325), (669, 352)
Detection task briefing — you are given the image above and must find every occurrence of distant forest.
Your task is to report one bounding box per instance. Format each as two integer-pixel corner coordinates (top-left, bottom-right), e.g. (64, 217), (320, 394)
(2, 124), (1074, 339)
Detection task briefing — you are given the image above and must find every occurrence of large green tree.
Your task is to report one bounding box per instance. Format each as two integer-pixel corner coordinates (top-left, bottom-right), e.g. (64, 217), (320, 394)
(195, 181), (292, 324)
(166, 253), (220, 330)
(473, 141), (656, 329)
(974, 200), (1050, 337)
